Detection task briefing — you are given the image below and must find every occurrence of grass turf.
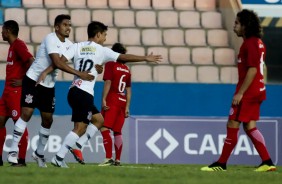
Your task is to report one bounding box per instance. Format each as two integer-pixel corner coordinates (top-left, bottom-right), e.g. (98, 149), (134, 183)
(0, 163), (281, 184)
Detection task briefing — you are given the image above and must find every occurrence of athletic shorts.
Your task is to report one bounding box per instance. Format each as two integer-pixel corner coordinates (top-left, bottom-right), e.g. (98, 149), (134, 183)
(68, 86), (99, 124)
(0, 88), (22, 121)
(102, 105), (126, 133)
(228, 100), (262, 123)
(21, 75), (55, 113)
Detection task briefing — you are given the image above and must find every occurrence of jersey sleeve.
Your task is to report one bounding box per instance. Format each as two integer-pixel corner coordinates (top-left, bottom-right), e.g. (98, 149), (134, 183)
(46, 34), (60, 54)
(63, 43), (76, 60)
(102, 47), (120, 64)
(103, 62), (115, 81)
(246, 39), (260, 67)
(14, 40), (33, 63)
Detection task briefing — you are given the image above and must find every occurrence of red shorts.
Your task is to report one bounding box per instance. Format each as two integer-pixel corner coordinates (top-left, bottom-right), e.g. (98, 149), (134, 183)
(102, 105), (126, 133)
(228, 100), (262, 123)
(0, 88), (21, 121)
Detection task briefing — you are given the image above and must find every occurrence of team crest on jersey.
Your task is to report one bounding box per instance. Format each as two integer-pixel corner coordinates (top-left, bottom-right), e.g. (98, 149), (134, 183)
(12, 110), (18, 117)
(229, 107), (234, 115)
(25, 94), (33, 104)
(87, 111), (92, 121)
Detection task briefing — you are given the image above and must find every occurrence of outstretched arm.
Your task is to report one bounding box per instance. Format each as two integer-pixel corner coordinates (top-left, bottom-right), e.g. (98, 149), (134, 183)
(118, 52), (162, 63)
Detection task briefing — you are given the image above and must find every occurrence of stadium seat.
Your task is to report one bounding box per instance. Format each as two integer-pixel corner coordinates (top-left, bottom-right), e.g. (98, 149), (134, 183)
(104, 27), (118, 45)
(74, 26), (87, 42)
(220, 66), (238, 83)
(192, 47), (213, 65)
(152, 0), (173, 9)
(48, 9), (69, 26)
(18, 26), (31, 43)
(56, 70), (64, 81)
(195, 0), (216, 11)
(114, 10), (135, 27)
(119, 28), (141, 45)
(71, 9), (91, 26)
(214, 48), (235, 65)
(109, 0), (129, 9)
(142, 29), (163, 45)
(147, 47), (169, 64)
(44, 0), (65, 8)
(198, 66), (219, 83)
(158, 11), (178, 28)
(185, 29), (206, 46)
(4, 8), (25, 25)
(1, 0), (21, 7)
(207, 29), (228, 47)
(22, 0), (43, 7)
(0, 63), (6, 79)
(179, 11), (200, 28)
(175, 66), (197, 82)
(169, 47), (191, 65)
(87, 0), (108, 8)
(153, 65), (175, 82)
(126, 46), (145, 56)
(201, 12), (222, 28)
(0, 43), (9, 61)
(136, 11), (157, 27)
(0, 10), (3, 25)
(31, 26), (52, 43)
(131, 65), (153, 82)
(130, 0), (151, 9)
(27, 9), (48, 26)
(26, 44), (35, 56)
(66, 0), (86, 8)
(163, 29), (185, 46)
(174, 0), (194, 10)
(92, 10), (113, 26)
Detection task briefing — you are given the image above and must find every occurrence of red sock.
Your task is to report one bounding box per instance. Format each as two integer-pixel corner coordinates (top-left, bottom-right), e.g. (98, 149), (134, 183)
(246, 127), (270, 161)
(218, 127), (239, 164)
(0, 127), (7, 156)
(114, 132), (123, 161)
(18, 128), (28, 160)
(101, 130), (112, 159)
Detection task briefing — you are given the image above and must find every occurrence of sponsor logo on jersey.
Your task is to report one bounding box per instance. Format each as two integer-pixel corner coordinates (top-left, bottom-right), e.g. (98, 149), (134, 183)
(80, 46), (96, 55)
(117, 67), (129, 73)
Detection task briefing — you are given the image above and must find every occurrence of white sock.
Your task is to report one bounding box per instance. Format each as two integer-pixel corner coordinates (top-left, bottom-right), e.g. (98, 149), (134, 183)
(36, 126), (50, 156)
(75, 124), (98, 149)
(10, 118), (27, 152)
(57, 131), (79, 159)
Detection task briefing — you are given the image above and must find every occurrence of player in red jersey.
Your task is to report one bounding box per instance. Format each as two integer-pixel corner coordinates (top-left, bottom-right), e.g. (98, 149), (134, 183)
(99, 43), (131, 166)
(201, 9), (276, 172)
(0, 20), (34, 166)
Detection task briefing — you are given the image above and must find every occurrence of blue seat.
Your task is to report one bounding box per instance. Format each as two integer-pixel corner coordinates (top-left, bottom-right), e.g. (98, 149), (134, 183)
(0, 10), (3, 24)
(1, 0), (21, 7)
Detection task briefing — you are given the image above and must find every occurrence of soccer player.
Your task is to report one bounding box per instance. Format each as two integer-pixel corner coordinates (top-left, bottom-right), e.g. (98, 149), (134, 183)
(7, 14), (94, 167)
(49, 21), (162, 167)
(201, 9), (276, 172)
(98, 43), (131, 166)
(0, 20), (34, 167)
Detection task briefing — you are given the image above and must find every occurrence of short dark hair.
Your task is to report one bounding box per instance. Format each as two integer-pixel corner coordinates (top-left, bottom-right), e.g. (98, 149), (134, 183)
(3, 20), (19, 36)
(111, 43), (127, 54)
(54, 14), (71, 26)
(87, 21), (108, 38)
(237, 9), (262, 38)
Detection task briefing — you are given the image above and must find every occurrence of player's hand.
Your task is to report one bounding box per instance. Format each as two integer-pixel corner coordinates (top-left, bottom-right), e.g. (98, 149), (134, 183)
(79, 72), (95, 81)
(36, 72), (48, 86)
(103, 105), (110, 111)
(145, 52), (162, 63)
(232, 93), (243, 105)
(95, 64), (104, 74)
(125, 110), (130, 118)
(10, 79), (22, 87)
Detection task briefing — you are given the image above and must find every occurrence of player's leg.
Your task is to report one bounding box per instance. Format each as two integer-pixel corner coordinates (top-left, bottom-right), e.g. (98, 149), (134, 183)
(16, 128), (28, 166)
(0, 112), (8, 166)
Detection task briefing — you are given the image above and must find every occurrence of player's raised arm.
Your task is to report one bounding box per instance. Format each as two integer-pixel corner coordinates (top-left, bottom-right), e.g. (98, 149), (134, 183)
(118, 52), (162, 64)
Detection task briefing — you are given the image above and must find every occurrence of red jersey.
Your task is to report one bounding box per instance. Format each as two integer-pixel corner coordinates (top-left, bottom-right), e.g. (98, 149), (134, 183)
(236, 37), (266, 101)
(5, 38), (33, 89)
(103, 61), (131, 106)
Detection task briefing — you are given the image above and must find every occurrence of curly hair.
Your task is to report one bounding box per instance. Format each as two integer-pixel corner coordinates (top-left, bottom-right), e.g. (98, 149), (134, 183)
(237, 9), (262, 38)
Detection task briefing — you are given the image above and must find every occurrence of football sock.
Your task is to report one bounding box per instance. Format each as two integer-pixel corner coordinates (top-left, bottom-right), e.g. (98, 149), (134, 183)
(57, 131), (79, 159)
(114, 132), (123, 161)
(0, 127), (6, 155)
(18, 128), (28, 160)
(101, 130), (112, 159)
(36, 126), (50, 156)
(10, 118), (27, 152)
(75, 123), (98, 149)
(218, 127), (239, 163)
(246, 127), (270, 161)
